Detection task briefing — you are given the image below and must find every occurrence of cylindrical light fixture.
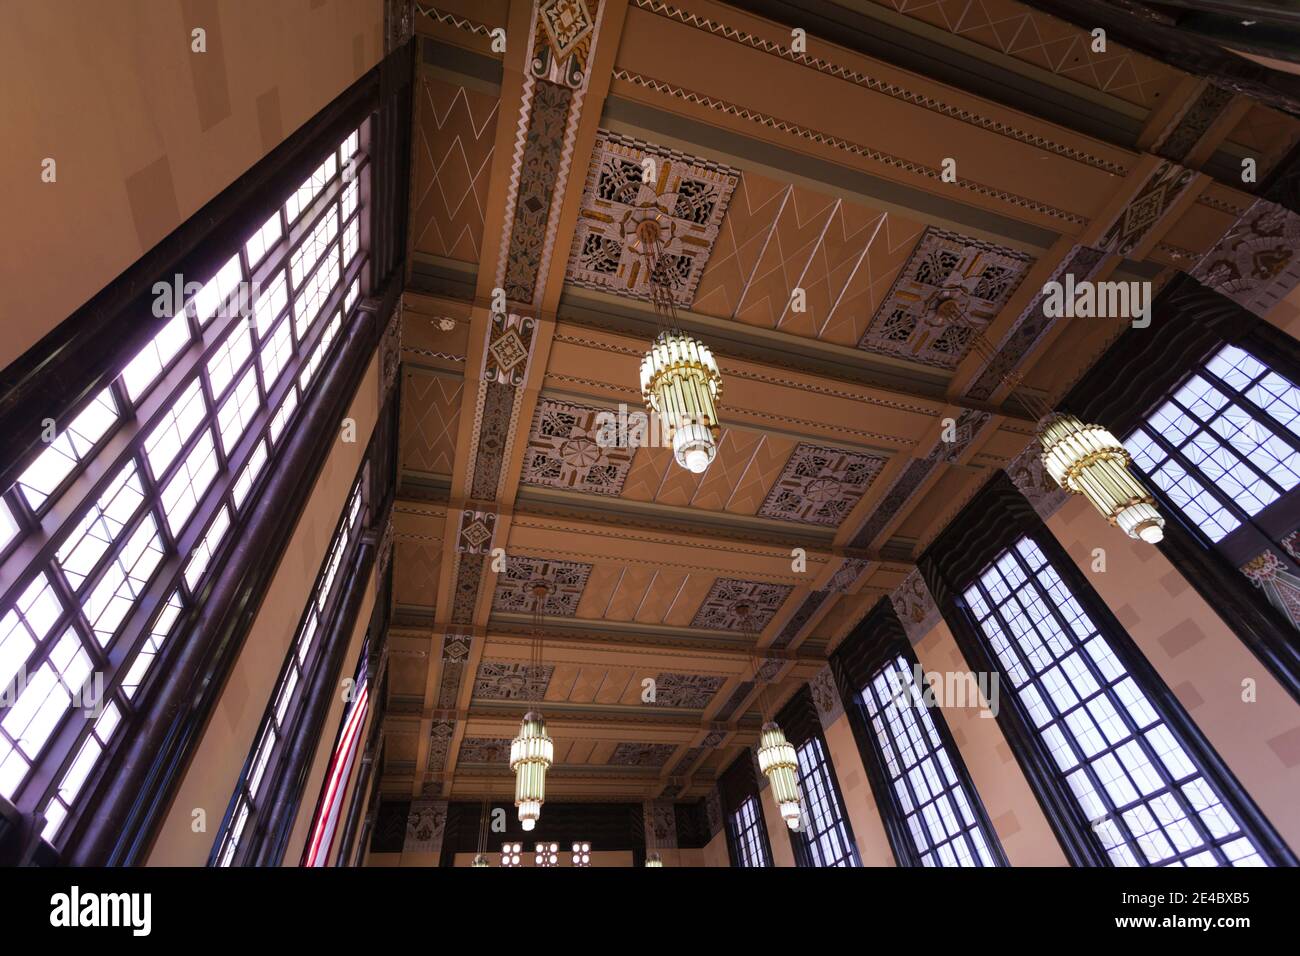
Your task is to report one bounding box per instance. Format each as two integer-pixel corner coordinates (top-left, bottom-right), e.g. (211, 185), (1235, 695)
(510, 711), (553, 831)
(641, 329), (724, 474)
(644, 851), (663, 867)
(1038, 413), (1165, 543)
(757, 721), (802, 830)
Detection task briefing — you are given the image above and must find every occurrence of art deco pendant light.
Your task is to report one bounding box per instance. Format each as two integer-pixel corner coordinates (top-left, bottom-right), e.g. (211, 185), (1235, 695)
(740, 604), (803, 830)
(1038, 413), (1164, 543)
(635, 223), (723, 474)
(927, 286), (1164, 543)
(510, 583), (554, 831)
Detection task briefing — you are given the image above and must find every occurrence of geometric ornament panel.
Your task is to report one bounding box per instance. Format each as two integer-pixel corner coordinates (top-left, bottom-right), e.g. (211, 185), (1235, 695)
(520, 398), (634, 496)
(565, 130), (739, 307)
(859, 226), (1033, 368)
(690, 578), (794, 632)
(758, 442), (888, 527)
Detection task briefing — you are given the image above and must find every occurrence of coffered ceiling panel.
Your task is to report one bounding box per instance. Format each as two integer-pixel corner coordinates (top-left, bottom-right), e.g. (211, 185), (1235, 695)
(870, 0), (1180, 109)
(575, 563), (719, 628)
(565, 130), (740, 305)
(411, 77), (500, 264)
(399, 370), (463, 476)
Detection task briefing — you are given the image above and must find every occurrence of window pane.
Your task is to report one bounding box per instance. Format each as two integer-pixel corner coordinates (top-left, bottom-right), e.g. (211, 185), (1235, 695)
(862, 655), (998, 867)
(963, 536), (1266, 867)
(17, 388), (118, 511)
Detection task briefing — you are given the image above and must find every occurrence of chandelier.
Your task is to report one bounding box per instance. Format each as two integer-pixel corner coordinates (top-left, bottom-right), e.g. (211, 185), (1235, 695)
(644, 851), (664, 867)
(741, 603), (802, 830)
(756, 722), (802, 830)
(634, 221), (724, 474)
(510, 583), (554, 831)
(926, 284), (1164, 543)
(1038, 413), (1164, 543)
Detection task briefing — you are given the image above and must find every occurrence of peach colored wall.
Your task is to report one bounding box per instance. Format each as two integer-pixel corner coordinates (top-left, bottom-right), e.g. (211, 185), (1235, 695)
(0, 0), (383, 371)
(146, 350), (381, 865)
(1048, 496), (1300, 852)
(1264, 282), (1300, 339)
(758, 782), (797, 866)
(821, 713), (895, 865)
(913, 622), (1069, 865)
(281, 594), (375, 866)
(700, 827), (730, 867)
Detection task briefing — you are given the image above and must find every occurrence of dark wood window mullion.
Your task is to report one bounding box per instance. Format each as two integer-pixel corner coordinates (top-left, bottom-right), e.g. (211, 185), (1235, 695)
(870, 680), (936, 861)
(974, 566), (1129, 863)
(1198, 364), (1300, 459)
(1137, 423), (1253, 533)
(1163, 391), (1289, 506)
(1007, 546), (1230, 865)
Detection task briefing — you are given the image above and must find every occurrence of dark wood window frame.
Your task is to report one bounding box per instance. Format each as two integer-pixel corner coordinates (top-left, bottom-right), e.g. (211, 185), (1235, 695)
(774, 684), (860, 867)
(210, 444), (378, 867)
(919, 470), (1297, 867)
(0, 117), (373, 852)
(0, 40), (416, 866)
(1063, 272), (1300, 703)
(719, 750), (774, 867)
(829, 598), (1009, 867)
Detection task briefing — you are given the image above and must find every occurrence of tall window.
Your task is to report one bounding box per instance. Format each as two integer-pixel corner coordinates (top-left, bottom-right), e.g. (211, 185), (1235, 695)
(212, 474), (369, 867)
(861, 656), (1000, 867)
(963, 537), (1266, 867)
(792, 734), (859, 867)
(1127, 344), (1300, 546)
(729, 795), (770, 868)
(0, 125), (369, 847)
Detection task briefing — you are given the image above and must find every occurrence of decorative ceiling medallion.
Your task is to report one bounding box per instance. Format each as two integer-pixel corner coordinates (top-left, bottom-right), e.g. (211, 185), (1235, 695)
(652, 673), (725, 709)
(492, 555), (592, 616)
(533, 0), (597, 87)
(1097, 160), (1194, 256)
(858, 227), (1032, 368)
(690, 578), (793, 631)
(457, 509), (497, 553)
(521, 399), (634, 496)
(484, 312), (536, 385)
(458, 736), (514, 764)
(758, 442), (888, 527)
(473, 662), (556, 701)
(565, 131), (739, 307)
(609, 742), (678, 767)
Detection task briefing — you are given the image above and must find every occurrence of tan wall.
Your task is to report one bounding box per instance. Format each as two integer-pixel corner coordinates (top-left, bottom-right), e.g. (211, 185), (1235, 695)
(1264, 282), (1300, 339)
(0, 0), (383, 371)
(821, 713), (895, 865)
(280, 588), (376, 866)
(913, 622), (1069, 865)
(146, 350), (382, 865)
(700, 827), (730, 867)
(1048, 496), (1300, 852)
(758, 782), (797, 866)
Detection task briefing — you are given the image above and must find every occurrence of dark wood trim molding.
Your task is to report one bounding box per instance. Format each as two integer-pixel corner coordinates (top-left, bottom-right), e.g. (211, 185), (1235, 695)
(53, 38), (415, 866)
(1063, 273), (1300, 704)
(919, 471), (1297, 866)
(828, 597), (1010, 867)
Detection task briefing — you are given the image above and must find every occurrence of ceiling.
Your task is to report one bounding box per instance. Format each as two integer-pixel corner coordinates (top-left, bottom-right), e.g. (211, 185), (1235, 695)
(380, 0), (1299, 804)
